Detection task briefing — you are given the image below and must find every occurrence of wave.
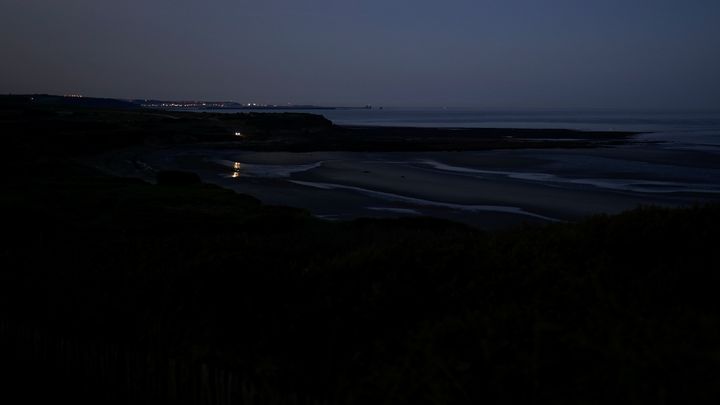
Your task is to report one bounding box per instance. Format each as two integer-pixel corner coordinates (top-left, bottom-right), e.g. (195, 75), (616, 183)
(289, 180), (559, 222)
(418, 160), (720, 194)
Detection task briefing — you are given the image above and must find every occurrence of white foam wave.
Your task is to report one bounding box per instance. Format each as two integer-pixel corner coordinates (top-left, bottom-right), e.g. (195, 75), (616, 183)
(419, 160), (720, 194)
(289, 180), (559, 222)
(366, 207), (423, 215)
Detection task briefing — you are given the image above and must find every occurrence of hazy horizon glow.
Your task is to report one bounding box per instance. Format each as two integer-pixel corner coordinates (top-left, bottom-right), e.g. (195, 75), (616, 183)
(1, 0), (719, 109)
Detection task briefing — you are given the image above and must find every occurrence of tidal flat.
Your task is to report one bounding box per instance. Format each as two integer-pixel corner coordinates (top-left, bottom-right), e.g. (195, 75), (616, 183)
(97, 144), (720, 228)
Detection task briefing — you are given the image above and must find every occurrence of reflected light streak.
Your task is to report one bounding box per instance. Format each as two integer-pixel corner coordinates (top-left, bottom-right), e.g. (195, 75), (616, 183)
(232, 162), (242, 178)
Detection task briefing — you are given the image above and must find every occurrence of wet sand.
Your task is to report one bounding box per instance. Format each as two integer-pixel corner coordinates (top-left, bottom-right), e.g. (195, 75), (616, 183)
(94, 143), (720, 229)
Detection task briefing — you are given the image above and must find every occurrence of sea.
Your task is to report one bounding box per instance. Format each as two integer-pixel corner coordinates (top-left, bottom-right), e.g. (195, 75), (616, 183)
(137, 108), (720, 227)
(195, 107), (720, 147)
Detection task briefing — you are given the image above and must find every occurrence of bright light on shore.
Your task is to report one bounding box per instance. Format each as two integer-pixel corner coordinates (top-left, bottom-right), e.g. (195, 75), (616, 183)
(234, 131), (245, 137)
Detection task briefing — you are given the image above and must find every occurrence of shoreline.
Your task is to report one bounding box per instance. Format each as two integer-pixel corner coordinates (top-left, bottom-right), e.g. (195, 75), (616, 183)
(3, 96), (720, 403)
(4, 96), (714, 229)
(0, 95), (641, 154)
(227, 123), (640, 152)
(94, 144), (720, 229)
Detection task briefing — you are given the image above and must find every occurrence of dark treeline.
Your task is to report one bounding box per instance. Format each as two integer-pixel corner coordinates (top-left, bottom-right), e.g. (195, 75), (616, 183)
(1, 98), (718, 404)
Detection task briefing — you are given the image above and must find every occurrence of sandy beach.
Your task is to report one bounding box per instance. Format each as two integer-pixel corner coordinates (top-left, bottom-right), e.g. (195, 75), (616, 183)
(95, 141), (720, 228)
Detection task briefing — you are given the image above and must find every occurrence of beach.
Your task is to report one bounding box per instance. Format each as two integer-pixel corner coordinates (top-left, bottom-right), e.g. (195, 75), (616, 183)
(96, 139), (720, 228)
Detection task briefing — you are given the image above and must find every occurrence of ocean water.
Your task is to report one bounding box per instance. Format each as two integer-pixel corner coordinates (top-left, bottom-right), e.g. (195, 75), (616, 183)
(137, 108), (720, 227)
(307, 108), (720, 132)
(196, 107), (720, 149)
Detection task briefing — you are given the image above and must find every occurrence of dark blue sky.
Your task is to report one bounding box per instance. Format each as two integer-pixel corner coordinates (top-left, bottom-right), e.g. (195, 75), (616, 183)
(2, 0), (719, 109)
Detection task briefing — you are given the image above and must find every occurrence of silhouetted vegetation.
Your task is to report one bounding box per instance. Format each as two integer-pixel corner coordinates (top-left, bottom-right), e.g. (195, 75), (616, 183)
(1, 98), (717, 404)
(0, 94), (636, 155)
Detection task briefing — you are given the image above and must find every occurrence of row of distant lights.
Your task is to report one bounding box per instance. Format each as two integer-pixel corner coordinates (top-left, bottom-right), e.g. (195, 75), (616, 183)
(138, 102), (223, 107)
(141, 102), (275, 108)
(64, 94), (84, 98)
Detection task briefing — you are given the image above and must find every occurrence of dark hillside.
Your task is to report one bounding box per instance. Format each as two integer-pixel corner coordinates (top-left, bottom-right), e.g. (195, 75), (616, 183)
(0, 99), (717, 404)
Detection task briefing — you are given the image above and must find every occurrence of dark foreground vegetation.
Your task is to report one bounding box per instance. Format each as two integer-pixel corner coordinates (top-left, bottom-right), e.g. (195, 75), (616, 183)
(1, 96), (718, 404)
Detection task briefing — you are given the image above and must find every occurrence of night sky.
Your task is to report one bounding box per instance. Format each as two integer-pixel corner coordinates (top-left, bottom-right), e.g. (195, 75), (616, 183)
(2, 0), (719, 109)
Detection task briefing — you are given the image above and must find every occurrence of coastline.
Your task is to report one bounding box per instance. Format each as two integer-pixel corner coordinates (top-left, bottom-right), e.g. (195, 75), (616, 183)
(3, 97), (720, 403)
(94, 144), (720, 228)
(221, 124), (639, 152)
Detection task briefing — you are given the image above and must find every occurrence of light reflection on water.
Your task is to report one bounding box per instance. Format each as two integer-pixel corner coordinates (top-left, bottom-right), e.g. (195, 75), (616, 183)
(218, 159), (325, 178)
(232, 162), (242, 178)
